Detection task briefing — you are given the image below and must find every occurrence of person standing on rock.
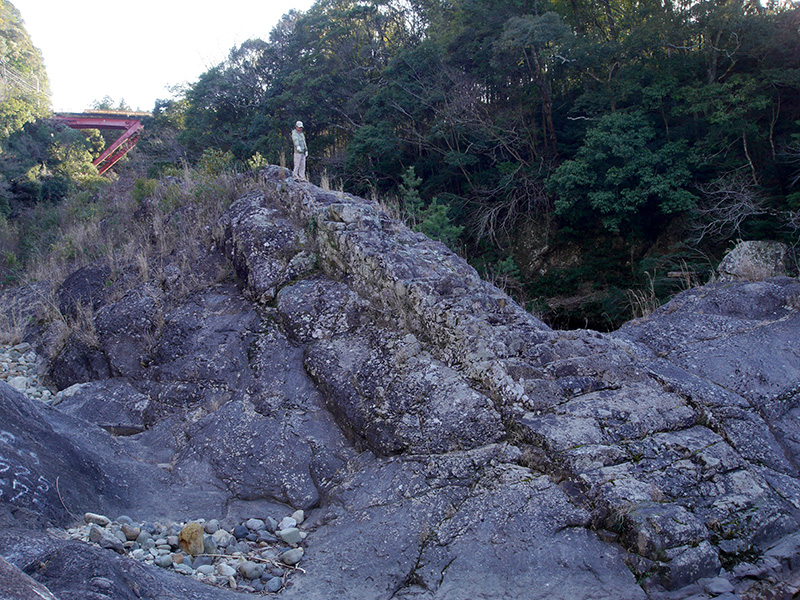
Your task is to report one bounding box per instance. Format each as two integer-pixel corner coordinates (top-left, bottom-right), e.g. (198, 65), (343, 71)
(292, 121), (308, 181)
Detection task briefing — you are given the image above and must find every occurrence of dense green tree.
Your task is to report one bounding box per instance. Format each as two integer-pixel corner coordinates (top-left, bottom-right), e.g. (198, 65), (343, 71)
(493, 12), (572, 154)
(0, 2), (109, 216)
(0, 0), (50, 140)
(90, 96), (132, 111)
(0, 120), (97, 214)
(548, 110), (696, 233)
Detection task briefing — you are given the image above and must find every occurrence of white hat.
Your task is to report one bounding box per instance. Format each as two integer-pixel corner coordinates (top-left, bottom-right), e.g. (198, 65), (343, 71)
(296, 121), (304, 128)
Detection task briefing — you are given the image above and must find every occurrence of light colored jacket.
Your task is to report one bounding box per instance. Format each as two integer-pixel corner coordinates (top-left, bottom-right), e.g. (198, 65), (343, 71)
(292, 129), (307, 154)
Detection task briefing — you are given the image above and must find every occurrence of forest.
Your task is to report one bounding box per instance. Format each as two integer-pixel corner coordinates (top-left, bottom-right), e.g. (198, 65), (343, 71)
(2, 0), (800, 328)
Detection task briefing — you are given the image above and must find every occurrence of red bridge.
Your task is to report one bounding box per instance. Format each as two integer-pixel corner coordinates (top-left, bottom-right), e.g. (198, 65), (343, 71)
(53, 110), (149, 175)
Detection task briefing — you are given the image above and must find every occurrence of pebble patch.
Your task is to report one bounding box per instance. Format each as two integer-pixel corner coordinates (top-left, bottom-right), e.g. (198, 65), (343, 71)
(0, 343), (54, 404)
(69, 511), (307, 594)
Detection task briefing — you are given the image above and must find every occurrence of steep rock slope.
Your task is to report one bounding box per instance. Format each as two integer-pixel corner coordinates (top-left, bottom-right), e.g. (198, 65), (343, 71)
(1, 166), (799, 599)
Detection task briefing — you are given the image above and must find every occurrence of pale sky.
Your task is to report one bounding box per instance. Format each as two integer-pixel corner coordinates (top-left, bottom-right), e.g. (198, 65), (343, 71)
(12, 0), (316, 112)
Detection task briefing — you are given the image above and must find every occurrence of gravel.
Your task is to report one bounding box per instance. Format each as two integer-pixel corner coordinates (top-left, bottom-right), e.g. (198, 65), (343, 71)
(63, 510), (305, 594)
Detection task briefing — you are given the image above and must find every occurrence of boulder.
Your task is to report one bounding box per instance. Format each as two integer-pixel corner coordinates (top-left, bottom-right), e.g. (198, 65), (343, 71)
(178, 522), (205, 556)
(48, 332), (111, 390)
(0, 381), (133, 529)
(94, 283), (164, 377)
(215, 192), (314, 303)
(55, 263), (113, 318)
(55, 378), (150, 435)
(717, 240), (797, 281)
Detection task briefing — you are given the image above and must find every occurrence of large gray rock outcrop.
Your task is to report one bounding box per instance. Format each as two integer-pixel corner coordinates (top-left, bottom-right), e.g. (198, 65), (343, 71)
(279, 277), (505, 455)
(0, 380), (140, 529)
(249, 168), (800, 589)
(2, 166), (799, 599)
(291, 445), (646, 600)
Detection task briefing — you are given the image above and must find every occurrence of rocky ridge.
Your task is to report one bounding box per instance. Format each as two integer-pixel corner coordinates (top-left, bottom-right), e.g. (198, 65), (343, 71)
(0, 166), (799, 599)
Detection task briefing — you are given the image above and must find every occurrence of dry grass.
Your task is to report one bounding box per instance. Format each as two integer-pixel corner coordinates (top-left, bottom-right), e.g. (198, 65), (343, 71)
(785, 294), (800, 311)
(20, 284), (100, 360)
(68, 301), (99, 349)
(627, 272), (660, 320)
(0, 307), (26, 345)
(671, 260), (702, 291)
(0, 161), (263, 348)
(136, 250), (149, 282)
(731, 259), (777, 282)
(373, 192), (406, 224)
(606, 500), (637, 535)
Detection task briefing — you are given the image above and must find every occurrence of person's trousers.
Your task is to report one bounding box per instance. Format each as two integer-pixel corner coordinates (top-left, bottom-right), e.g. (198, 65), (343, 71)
(293, 152), (306, 180)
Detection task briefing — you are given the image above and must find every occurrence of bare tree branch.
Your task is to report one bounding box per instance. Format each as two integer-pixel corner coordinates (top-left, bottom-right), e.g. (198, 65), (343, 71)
(690, 173), (768, 243)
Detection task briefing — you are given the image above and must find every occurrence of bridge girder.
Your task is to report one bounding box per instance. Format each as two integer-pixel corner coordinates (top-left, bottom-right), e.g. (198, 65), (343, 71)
(53, 112), (147, 175)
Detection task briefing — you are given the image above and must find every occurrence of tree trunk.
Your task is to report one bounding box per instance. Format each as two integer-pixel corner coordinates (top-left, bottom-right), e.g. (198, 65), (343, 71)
(529, 48), (558, 155)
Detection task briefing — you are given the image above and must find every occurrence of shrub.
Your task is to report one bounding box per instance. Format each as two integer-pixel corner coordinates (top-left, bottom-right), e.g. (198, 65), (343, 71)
(198, 148), (236, 176)
(548, 111), (696, 234)
(132, 178), (158, 203)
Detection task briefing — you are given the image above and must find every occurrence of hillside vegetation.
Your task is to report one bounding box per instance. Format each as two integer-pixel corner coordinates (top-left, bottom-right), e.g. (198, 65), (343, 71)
(0, 0), (48, 139)
(2, 0), (800, 329)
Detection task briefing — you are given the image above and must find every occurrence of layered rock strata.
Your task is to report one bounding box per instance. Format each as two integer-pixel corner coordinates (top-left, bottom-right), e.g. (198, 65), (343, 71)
(239, 167), (800, 590)
(0, 166), (798, 599)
